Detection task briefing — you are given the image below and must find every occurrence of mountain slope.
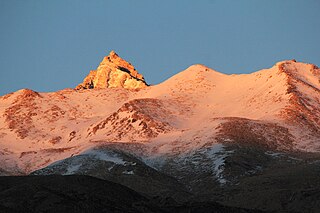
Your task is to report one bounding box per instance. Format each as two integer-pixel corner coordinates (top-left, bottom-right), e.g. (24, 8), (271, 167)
(31, 146), (190, 202)
(0, 175), (264, 213)
(0, 175), (159, 213)
(0, 59), (319, 174)
(1, 57), (320, 212)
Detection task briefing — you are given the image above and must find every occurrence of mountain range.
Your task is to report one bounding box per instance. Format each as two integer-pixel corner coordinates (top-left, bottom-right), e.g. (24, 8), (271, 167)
(0, 51), (320, 212)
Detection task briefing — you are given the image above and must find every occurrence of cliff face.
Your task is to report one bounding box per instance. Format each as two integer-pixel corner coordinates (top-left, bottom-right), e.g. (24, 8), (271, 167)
(76, 51), (148, 90)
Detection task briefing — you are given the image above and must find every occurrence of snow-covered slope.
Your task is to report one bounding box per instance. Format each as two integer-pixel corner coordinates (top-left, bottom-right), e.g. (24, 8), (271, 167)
(0, 59), (319, 175)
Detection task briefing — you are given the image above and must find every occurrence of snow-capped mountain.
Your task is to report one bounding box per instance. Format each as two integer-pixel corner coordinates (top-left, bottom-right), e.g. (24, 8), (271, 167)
(1, 51), (320, 212)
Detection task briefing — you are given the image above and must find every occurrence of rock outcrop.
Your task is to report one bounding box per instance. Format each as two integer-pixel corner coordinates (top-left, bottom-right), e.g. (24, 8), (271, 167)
(76, 51), (148, 90)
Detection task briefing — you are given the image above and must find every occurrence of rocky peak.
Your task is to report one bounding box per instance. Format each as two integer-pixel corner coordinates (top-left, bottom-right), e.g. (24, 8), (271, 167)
(76, 51), (148, 90)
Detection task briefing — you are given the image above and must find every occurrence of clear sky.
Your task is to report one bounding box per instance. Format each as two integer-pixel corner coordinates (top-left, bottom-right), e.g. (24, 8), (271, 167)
(1, 0), (320, 95)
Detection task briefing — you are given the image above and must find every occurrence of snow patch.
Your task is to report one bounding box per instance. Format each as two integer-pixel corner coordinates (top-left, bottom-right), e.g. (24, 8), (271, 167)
(64, 163), (81, 175)
(142, 156), (167, 170)
(122, 170), (134, 175)
(265, 151), (283, 158)
(82, 149), (126, 165)
(205, 144), (233, 184)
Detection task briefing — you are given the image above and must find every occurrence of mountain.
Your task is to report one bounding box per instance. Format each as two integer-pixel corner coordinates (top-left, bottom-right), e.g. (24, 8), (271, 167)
(31, 146), (191, 202)
(0, 53), (320, 212)
(76, 51), (148, 90)
(0, 176), (263, 213)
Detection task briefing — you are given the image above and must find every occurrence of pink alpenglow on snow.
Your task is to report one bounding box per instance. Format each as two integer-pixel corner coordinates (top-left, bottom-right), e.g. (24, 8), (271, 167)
(0, 56), (319, 175)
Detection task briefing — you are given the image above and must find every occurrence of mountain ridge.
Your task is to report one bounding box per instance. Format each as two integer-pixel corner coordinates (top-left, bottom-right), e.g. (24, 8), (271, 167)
(1, 55), (320, 212)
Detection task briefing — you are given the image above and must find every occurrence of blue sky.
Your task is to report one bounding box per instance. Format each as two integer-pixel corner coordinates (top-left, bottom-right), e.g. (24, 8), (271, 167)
(1, 0), (320, 95)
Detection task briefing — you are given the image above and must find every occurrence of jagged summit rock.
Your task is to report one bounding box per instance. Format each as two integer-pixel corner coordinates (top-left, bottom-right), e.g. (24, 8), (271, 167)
(76, 51), (148, 90)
